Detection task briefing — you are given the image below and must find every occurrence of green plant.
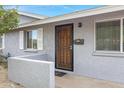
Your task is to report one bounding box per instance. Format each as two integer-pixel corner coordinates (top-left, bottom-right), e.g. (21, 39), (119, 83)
(0, 55), (8, 69)
(0, 5), (19, 35)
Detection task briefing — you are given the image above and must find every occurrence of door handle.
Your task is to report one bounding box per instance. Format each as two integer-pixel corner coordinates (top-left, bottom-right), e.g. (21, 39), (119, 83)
(70, 46), (72, 50)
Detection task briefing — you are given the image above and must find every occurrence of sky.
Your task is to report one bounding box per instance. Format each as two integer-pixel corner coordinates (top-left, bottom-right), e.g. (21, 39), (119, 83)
(6, 5), (102, 17)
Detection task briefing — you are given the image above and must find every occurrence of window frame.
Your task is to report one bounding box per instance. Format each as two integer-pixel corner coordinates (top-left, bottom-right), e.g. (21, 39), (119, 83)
(25, 30), (38, 50)
(94, 18), (124, 53)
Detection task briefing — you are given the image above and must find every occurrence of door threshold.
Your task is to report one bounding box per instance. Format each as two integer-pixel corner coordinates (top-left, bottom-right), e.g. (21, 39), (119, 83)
(55, 69), (74, 74)
(55, 71), (67, 77)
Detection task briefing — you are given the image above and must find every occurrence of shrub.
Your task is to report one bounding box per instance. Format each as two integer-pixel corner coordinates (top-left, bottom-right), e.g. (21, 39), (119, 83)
(0, 55), (8, 69)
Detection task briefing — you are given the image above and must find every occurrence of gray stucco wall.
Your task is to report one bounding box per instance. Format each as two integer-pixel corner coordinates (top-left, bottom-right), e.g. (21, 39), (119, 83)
(3, 14), (47, 57)
(43, 10), (124, 83)
(8, 55), (55, 88)
(3, 31), (46, 56)
(4, 10), (124, 83)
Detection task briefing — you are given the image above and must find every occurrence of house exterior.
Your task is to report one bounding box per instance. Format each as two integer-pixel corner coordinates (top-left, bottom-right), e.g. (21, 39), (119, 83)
(2, 5), (124, 83)
(1, 11), (48, 56)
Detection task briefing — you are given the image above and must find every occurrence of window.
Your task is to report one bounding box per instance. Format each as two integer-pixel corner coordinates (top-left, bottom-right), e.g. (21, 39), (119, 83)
(19, 28), (43, 50)
(26, 30), (38, 49)
(96, 20), (120, 51)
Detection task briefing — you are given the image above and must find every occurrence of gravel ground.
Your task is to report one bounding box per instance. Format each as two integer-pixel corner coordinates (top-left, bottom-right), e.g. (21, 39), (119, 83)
(0, 66), (23, 88)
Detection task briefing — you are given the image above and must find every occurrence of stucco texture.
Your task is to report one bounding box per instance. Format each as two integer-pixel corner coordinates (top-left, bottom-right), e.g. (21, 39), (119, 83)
(8, 55), (55, 88)
(4, 10), (124, 83)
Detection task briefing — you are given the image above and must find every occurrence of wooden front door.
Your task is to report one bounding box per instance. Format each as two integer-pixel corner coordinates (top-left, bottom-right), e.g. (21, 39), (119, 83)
(55, 24), (73, 71)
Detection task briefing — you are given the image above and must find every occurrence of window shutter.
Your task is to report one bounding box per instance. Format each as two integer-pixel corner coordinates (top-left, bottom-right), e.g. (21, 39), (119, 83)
(2, 34), (5, 49)
(37, 28), (43, 50)
(19, 31), (24, 49)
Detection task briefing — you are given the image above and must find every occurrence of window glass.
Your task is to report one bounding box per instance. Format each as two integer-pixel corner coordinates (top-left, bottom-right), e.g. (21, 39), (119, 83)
(32, 31), (37, 49)
(27, 31), (32, 48)
(26, 30), (38, 49)
(96, 20), (120, 51)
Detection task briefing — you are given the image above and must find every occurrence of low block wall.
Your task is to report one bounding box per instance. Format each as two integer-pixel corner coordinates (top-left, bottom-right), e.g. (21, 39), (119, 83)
(8, 56), (55, 88)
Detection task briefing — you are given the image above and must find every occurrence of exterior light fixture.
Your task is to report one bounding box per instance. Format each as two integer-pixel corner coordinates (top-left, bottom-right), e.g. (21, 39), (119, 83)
(78, 22), (82, 27)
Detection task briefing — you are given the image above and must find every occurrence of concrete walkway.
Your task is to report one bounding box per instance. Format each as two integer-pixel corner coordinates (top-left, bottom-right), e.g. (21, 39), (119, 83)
(1, 65), (124, 88)
(55, 74), (124, 88)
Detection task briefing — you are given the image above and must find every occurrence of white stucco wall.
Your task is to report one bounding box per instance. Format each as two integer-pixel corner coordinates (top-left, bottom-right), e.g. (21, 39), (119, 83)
(8, 55), (55, 88)
(4, 10), (124, 83)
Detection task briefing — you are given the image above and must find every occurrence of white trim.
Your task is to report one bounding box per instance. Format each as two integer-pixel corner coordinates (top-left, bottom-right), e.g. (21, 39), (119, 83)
(23, 49), (38, 52)
(93, 51), (124, 57)
(94, 18), (122, 53)
(93, 20), (96, 52)
(37, 28), (43, 50)
(95, 18), (121, 23)
(0, 34), (5, 50)
(2, 34), (5, 49)
(19, 31), (24, 49)
(120, 18), (123, 53)
(18, 11), (48, 19)
(93, 50), (122, 54)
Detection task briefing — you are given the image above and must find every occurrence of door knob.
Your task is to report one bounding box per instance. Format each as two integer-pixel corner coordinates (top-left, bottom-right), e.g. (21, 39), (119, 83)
(70, 46), (72, 50)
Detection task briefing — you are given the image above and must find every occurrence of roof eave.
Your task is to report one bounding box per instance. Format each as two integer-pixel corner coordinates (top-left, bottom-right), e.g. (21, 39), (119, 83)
(18, 11), (48, 19)
(18, 5), (124, 29)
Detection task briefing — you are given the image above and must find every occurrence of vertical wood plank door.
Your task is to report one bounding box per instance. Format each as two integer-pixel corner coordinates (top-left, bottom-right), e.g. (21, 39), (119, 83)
(55, 24), (73, 71)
